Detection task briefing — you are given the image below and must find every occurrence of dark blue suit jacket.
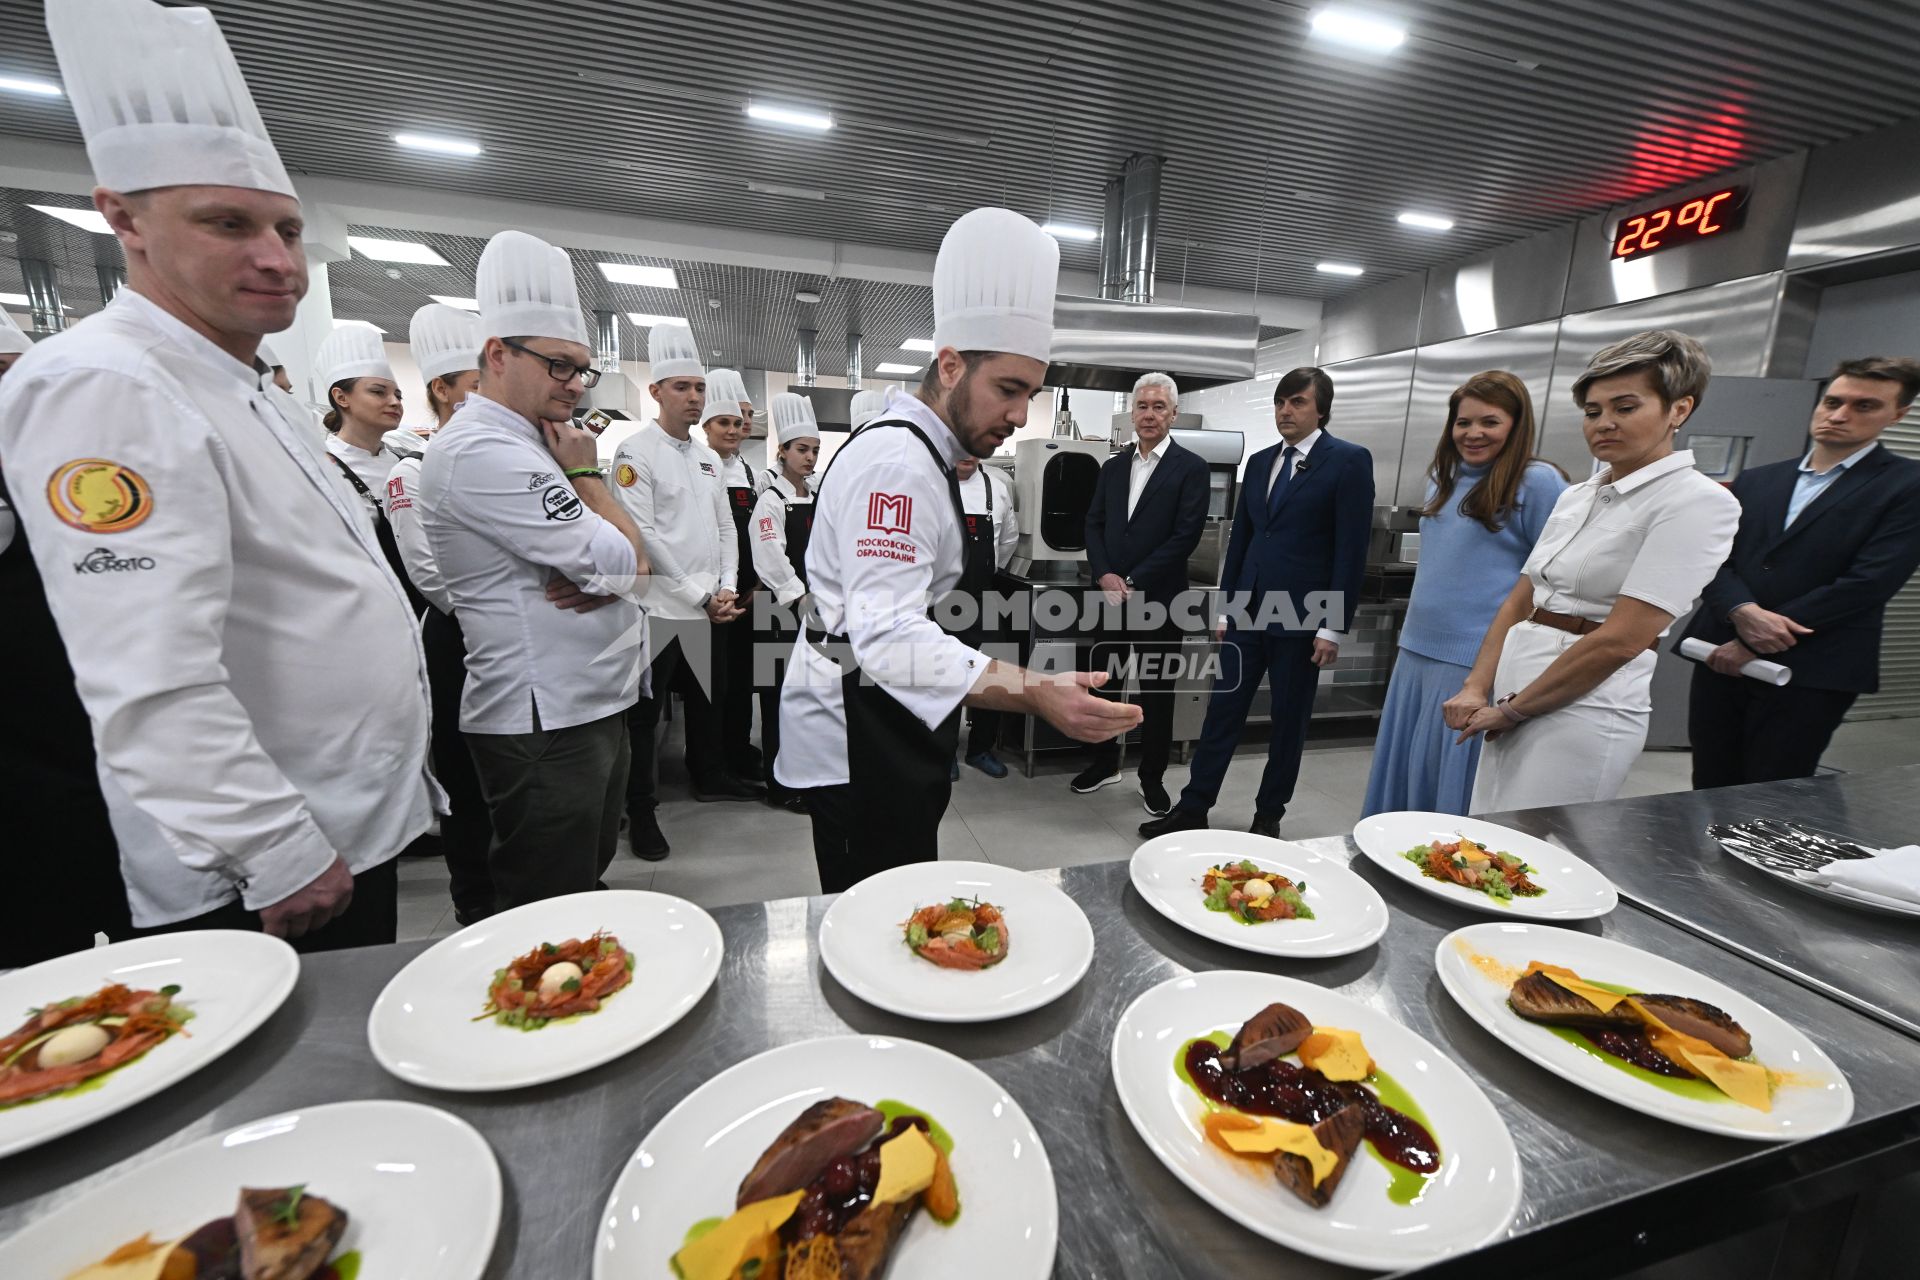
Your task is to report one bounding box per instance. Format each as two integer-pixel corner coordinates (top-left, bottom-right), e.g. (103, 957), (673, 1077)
(1221, 433), (1374, 635)
(1680, 445), (1920, 693)
(1084, 438), (1209, 606)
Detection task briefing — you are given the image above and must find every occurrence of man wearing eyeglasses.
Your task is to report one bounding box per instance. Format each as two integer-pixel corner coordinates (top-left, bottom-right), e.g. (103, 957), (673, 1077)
(419, 229), (650, 911)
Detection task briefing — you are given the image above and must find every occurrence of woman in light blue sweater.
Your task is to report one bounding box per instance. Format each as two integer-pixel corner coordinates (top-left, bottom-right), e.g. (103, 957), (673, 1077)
(1363, 371), (1567, 817)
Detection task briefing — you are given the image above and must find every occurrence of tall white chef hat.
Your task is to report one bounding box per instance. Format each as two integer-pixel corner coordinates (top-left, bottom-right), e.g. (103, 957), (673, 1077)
(932, 207), (1059, 366)
(769, 392), (821, 444)
(699, 396), (747, 427)
(0, 308), (34, 356)
(849, 388), (888, 430)
(476, 229), (590, 348)
(45, 0), (296, 199)
(647, 322), (704, 381)
(409, 303), (483, 382)
(312, 322), (393, 396)
(706, 367), (750, 408)
(255, 335), (285, 368)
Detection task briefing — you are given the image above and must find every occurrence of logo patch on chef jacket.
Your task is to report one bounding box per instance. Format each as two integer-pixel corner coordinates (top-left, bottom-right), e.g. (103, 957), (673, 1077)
(527, 470), (556, 489)
(386, 476), (413, 511)
(47, 459), (155, 534)
(541, 485), (583, 522)
(867, 491), (913, 536)
(73, 546), (156, 574)
(614, 463), (638, 488)
(758, 516), (775, 534)
(698, 461), (717, 477)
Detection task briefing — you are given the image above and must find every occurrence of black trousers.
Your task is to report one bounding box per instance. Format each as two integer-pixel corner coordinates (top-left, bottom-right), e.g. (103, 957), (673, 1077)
(469, 711), (629, 910)
(129, 854), (400, 953)
(1080, 614), (1184, 783)
(965, 708), (1004, 759)
(422, 607), (494, 923)
(628, 629), (729, 813)
(716, 607), (761, 771)
(756, 616), (798, 799)
(1688, 665), (1858, 789)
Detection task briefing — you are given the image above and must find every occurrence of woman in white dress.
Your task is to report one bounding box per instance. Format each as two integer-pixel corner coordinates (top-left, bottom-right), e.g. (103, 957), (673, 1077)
(1447, 330), (1739, 812)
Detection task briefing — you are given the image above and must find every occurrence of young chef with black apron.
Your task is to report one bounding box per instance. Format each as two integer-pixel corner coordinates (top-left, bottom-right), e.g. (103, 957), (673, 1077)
(774, 207), (1141, 892)
(313, 322), (428, 617)
(701, 369), (769, 782)
(951, 454), (1019, 779)
(752, 392), (821, 811)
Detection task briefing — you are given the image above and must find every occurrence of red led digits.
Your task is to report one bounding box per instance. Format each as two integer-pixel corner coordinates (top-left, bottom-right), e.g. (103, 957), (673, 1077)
(1610, 185), (1747, 260)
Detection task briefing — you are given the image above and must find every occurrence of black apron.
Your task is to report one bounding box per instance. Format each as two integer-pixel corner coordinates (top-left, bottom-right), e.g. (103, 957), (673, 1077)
(724, 462), (760, 594)
(952, 473), (997, 649)
(326, 451), (429, 617)
(805, 419), (968, 881)
(781, 486), (815, 588)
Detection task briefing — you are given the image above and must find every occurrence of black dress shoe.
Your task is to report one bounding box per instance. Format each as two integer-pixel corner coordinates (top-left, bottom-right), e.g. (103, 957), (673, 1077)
(729, 757), (766, 782)
(692, 772), (767, 802)
(1140, 778), (1172, 817)
(1139, 808), (1207, 838)
(631, 811), (670, 861)
(1249, 813), (1281, 839)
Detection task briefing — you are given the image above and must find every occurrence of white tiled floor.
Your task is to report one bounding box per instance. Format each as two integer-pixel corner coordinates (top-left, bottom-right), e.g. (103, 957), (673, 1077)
(395, 715), (1920, 942)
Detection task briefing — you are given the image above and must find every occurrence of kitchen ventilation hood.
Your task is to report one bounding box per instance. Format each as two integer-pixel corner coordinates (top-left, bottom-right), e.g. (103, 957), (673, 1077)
(1046, 294), (1260, 392)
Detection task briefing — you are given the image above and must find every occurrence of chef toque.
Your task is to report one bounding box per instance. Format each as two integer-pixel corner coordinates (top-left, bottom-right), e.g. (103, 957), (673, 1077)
(769, 392), (821, 444)
(45, 0), (296, 199)
(699, 397), (747, 427)
(849, 388), (888, 430)
(255, 335), (285, 368)
(647, 322), (704, 381)
(409, 303), (482, 382)
(932, 207), (1059, 365)
(476, 229), (590, 348)
(706, 367), (750, 409)
(311, 322), (392, 399)
(0, 308), (34, 356)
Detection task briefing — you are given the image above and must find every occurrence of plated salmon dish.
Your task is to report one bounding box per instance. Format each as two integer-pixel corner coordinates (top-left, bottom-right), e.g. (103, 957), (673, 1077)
(1201, 861), (1316, 924)
(902, 899), (1008, 970)
(1401, 836), (1544, 902)
(478, 931), (635, 1029)
(0, 983), (191, 1108)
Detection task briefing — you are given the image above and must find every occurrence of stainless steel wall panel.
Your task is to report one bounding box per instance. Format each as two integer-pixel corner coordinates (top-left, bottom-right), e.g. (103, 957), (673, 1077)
(1322, 349), (1416, 505)
(1787, 117), (1920, 272)
(1418, 226), (1574, 345)
(1319, 273), (1426, 366)
(1562, 153), (1807, 315)
(1399, 321), (1563, 506)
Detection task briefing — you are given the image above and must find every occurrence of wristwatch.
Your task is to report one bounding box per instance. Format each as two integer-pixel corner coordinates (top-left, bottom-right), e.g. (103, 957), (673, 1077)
(1495, 693), (1529, 724)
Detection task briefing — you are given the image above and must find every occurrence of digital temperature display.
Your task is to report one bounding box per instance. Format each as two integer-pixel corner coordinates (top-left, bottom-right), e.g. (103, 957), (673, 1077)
(1611, 186), (1749, 261)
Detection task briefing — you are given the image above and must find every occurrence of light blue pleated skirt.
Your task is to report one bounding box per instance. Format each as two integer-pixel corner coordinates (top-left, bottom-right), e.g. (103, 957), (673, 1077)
(1362, 648), (1483, 819)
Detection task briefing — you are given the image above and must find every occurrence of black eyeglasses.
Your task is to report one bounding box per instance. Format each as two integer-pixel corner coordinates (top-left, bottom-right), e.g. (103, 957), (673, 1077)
(502, 338), (602, 388)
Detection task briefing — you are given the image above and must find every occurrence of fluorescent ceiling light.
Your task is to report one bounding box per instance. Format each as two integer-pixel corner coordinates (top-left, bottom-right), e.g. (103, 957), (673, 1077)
(348, 235), (449, 265)
(0, 75), (63, 98)
(1042, 223), (1099, 241)
(429, 295), (479, 311)
(875, 361), (922, 375)
(1309, 7), (1407, 51)
(0, 292), (30, 306)
(393, 132), (483, 157)
(626, 313), (682, 328)
(597, 262), (679, 289)
(1316, 261), (1366, 276)
(900, 338), (934, 353)
(745, 102), (833, 131)
(746, 180), (828, 201)
(28, 203), (112, 234)
(333, 319), (387, 334)
(1397, 211), (1454, 231)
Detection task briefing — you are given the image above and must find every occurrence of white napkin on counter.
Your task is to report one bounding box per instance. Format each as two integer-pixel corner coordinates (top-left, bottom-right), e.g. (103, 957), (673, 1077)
(1796, 844), (1920, 908)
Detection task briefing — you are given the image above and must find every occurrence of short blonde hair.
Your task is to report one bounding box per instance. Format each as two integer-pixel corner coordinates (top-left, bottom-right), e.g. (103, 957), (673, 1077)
(1572, 329), (1711, 409)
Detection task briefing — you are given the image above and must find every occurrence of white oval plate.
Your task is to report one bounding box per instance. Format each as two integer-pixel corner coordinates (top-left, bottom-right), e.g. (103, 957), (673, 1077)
(1353, 811), (1619, 919)
(818, 861), (1094, 1022)
(596, 1034), (1057, 1279)
(0, 1099), (501, 1278)
(368, 890), (722, 1091)
(1129, 831), (1390, 958)
(0, 930), (298, 1159)
(1111, 970), (1520, 1271)
(1435, 922), (1854, 1141)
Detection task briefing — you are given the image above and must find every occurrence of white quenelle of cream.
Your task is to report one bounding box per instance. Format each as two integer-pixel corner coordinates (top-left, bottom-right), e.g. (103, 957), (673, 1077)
(37, 1022), (111, 1068)
(538, 961), (584, 997)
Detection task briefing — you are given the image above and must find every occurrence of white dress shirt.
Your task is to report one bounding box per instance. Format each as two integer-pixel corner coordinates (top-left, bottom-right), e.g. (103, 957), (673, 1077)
(775, 387), (987, 789)
(419, 391), (642, 734)
(611, 422), (738, 621)
(959, 466), (1017, 570)
(0, 290), (436, 925)
(752, 472), (813, 606)
(384, 451), (451, 614)
(324, 432), (394, 508)
(1127, 437), (1165, 519)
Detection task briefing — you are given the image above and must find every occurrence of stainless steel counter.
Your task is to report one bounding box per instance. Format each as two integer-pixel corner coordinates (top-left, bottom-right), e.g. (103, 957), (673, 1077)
(1474, 765), (1920, 1041)
(3, 848), (1917, 1278)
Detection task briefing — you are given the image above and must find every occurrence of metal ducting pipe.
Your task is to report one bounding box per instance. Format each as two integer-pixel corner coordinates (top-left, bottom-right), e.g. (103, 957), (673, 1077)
(1099, 176), (1127, 300)
(594, 310), (622, 373)
(96, 265), (126, 306)
(1119, 153), (1163, 304)
(21, 259), (63, 333)
(795, 328), (818, 386)
(846, 332), (863, 389)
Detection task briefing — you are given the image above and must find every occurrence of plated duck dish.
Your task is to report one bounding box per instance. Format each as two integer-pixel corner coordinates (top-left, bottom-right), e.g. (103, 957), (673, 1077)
(0, 983), (191, 1108)
(64, 1184), (353, 1280)
(1401, 836), (1544, 902)
(902, 899), (1007, 970)
(1200, 861), (1315, 924)
(673, 1097), (959, 1280)
(478, 931), (634, 1029)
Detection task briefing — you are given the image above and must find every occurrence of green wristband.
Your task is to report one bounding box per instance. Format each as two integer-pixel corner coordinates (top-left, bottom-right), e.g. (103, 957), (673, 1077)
(566, 466), (605, 479)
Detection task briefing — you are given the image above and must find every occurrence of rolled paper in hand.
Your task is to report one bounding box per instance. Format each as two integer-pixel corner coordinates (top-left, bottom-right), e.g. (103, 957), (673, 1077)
(1679, 638), (1792, 686)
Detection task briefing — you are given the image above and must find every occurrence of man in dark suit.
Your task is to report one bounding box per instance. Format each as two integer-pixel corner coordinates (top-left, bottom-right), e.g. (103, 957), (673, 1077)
(1142, 367), (1373, 838)
(1072, 372), (1210, 815)
(1682, 357), (1920, 787)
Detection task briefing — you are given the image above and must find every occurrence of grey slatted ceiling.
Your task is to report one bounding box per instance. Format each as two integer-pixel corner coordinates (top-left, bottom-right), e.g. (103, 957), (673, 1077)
(3, 0), (1920, 303)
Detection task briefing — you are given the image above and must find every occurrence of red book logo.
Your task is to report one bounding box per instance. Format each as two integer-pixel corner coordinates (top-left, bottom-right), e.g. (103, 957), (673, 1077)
(867, 491), (912, 535)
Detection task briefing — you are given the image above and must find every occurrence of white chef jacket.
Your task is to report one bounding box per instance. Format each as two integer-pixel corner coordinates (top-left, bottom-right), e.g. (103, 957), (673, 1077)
(384, 452), (451, 614)
(751, 472), (813, 606)
(611, 422), (737, 622)
(774, 387), (987, 790)
(324, 432), (394, 508)
(715, 451), (766, 496)
(0, 290), (437, 925)
(959, 466), (1017, 570)
(418, 391), (643, 734)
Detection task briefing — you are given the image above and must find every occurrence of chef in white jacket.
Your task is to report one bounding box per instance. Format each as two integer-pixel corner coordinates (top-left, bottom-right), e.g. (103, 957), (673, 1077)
(777, 207), (1140, 892)
(419, 230), (648, 911)
(313, 321), (424, 614)
(850, 388), (888, 432)
(0, 0), (438, 945)
(613, 323), (762, 863)
(750, 392), (821, 810)
(702, 368), (769, 782)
